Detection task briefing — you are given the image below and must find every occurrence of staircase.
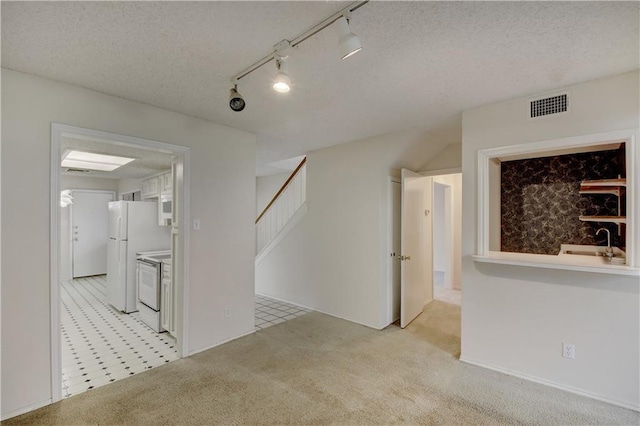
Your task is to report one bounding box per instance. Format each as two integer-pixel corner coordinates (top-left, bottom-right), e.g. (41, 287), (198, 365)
(255, 157), (307, 264)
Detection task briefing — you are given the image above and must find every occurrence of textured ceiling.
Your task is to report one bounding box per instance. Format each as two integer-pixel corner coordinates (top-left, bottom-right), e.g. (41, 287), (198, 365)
(61, 136), (174, 180)
(2, 1), (639, 176)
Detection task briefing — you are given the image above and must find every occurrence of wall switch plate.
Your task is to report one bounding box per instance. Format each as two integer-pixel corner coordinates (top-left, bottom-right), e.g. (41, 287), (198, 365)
(562, 343), (575, 359)
(193, 219), (200, 231)
(224, 308), (230, 319)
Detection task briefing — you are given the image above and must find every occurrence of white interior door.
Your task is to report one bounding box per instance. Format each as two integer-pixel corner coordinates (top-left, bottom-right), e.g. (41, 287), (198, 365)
(72, 191), (114, 278)
(400, 169), (433, 328)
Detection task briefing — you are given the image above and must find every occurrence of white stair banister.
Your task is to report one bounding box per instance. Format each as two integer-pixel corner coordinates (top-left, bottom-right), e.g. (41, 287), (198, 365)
(256, 158), (307, 255)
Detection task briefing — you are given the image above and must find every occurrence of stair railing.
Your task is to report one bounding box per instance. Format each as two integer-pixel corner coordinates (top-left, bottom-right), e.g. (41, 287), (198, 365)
(256, 157), (307, 254)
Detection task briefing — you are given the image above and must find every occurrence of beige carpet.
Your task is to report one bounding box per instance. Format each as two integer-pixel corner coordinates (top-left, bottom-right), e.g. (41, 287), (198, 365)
(5, 301), (638, 425)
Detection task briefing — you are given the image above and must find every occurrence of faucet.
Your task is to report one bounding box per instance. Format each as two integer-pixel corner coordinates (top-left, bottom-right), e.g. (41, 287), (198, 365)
(596, 228), (614, 260)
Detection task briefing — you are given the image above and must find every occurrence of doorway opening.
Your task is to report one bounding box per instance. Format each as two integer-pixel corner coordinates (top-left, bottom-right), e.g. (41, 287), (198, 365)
(431, 174), (462, 306)
(388, 170), (462, 328)
(50, 124), (190, 401)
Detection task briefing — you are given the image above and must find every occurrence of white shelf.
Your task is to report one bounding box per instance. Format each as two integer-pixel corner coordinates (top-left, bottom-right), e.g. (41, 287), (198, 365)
(579, 187), (622, 197)
(579, 215), (626, 224)
(580, 178), (626, 187)
(579, 178), (626, 231)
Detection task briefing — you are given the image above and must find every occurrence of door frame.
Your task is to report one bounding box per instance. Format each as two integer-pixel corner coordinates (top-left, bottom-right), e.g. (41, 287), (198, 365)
(68, 189), (116, 279)
(50, 123), (191, 402)
(387, 177), (401, 325)
(422, 168), (462, 301)
(384, 167), (463, 328)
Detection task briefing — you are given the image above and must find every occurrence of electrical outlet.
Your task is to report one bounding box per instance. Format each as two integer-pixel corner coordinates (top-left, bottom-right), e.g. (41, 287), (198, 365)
(562, 343), (575, 359)
(224, 308), (230, 319)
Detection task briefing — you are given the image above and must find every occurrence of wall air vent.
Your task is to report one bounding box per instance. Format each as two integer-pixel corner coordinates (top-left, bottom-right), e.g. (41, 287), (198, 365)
(65, 168), (91, 173)
(529, 92), (569, 119)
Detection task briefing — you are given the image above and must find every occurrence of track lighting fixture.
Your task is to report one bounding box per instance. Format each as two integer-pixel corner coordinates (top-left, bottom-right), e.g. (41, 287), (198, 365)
(228, 0), (368, 110)
(337, 16), (362, 59)
(229, 84), (245, 112)
(273, 59), (291, 93)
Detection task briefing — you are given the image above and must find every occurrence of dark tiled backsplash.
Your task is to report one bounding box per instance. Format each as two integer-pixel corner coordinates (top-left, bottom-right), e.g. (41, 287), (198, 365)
(501, 150), (623, 255)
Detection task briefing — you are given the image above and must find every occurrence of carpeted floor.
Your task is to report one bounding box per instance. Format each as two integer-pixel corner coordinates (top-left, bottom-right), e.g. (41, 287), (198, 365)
(4, 301), (638, 425)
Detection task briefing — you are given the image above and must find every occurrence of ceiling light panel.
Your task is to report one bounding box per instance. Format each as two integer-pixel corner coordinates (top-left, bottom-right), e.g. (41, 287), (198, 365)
(61, 150), (135, 171)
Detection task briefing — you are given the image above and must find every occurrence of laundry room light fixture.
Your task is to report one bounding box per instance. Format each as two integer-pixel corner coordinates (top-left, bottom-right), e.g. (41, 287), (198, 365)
(228, 0), (368, 110)
(60, 189), (73, 208)
(61, 150), (135, 172)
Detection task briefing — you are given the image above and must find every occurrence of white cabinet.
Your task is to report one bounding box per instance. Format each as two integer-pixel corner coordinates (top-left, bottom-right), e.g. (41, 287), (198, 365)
(141, 172), (172, 226)
(161, 172), (172, 195)
(141, 172), (171, 199)
(141, 176), (160, 199)
(161, 262), (175, 336)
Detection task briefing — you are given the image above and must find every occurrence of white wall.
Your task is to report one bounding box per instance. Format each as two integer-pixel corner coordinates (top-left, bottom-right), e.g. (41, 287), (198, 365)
(61, 175), (119, 192)
(420, 142), (462, 172)
(256, 128), (452, 329)
(432, 183), (446, 272)
(256, 172), (289, 217)
(461, 71), (640, 409)
(1, 69), (256, 418)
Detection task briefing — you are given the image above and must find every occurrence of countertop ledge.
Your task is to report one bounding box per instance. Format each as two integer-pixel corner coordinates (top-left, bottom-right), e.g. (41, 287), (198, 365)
(472, 253), (640, 277)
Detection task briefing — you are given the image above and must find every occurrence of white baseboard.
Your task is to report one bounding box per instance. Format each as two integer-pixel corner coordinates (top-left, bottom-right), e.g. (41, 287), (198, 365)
(460, 356), (639, 412)
(187, 328), (255, 357)
(1, 398), (52, 421)
(255, 203), (307, 267)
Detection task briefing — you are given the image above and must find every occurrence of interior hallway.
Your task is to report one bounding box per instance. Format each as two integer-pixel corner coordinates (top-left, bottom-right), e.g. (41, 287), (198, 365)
(12, 301), (636, 425)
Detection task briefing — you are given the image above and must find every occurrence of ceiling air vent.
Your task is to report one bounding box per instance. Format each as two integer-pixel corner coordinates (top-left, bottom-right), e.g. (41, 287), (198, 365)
(529, 92), (569, 119)
(65, 168), (91, 173)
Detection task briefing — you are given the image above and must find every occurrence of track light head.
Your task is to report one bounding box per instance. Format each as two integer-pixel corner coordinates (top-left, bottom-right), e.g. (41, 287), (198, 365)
(273, 59), (291, 93)
(337, 16), (362, 59)
(229, 86), (245, 112)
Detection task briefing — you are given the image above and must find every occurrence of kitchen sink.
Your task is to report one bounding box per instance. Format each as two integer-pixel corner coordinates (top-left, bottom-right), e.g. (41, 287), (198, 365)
(558, 244), (626, 264)
(564, 250), (606, 256)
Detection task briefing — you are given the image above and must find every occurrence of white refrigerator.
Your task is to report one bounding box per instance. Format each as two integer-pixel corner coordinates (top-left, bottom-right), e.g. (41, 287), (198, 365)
(107, 201), (170, 313)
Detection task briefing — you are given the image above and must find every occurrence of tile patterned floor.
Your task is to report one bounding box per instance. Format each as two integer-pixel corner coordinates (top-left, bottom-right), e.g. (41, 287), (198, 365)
(254, 295), (311, 330)
(61, 278), (311, 397)
(61, 276), (178, 398)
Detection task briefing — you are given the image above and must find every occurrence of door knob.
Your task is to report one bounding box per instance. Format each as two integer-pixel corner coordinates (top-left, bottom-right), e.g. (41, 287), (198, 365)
(405, 256), (411, 261)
